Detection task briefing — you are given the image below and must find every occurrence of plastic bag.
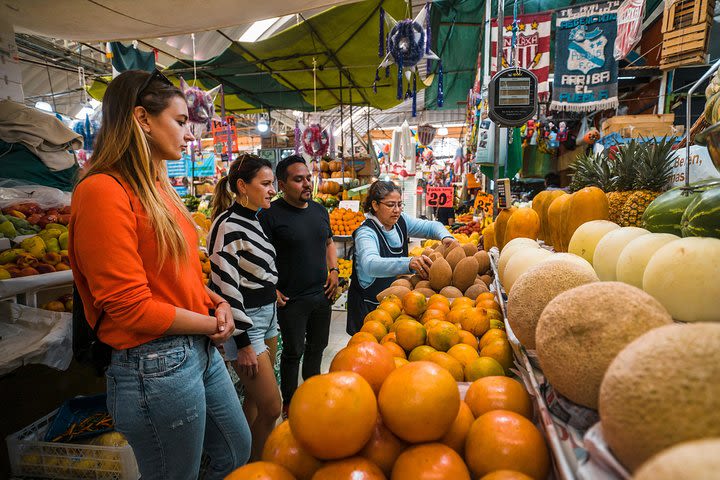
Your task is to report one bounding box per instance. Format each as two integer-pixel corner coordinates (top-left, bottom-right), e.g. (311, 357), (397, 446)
(0, 178), (71, 210)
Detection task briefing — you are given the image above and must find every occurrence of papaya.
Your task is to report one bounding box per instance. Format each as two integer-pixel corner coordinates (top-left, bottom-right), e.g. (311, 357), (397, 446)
(547, 193), (570, 251)
(482, 223), (496, 251)
(494, 207), (517, 250)
(564, 187), (609, 249)
(505, 208), (541, 244)
(535, 190), (567, 243)
(532, 191), (550, 241)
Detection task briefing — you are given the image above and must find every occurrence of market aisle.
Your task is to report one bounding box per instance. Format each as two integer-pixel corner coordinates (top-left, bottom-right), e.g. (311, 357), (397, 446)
(320, 310), (351, 374)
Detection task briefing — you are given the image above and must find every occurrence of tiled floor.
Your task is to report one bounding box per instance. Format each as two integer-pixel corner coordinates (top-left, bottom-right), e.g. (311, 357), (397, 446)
(319, 310), (351, 374)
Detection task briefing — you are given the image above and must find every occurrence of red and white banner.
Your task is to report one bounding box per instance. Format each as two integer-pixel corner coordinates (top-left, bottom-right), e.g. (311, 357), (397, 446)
(614, 0), (645, 60)
(490, 13), (551, 101)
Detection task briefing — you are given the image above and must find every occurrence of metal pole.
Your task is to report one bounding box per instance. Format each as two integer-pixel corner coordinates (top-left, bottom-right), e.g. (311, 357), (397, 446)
(220, 85), (232, 163)
(493, 0), (505, 213)
(685, 57), (720, 189)
(339, 71), (344, 157)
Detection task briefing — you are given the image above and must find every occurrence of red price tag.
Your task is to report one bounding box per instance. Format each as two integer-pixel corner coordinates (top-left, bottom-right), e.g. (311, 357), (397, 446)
(425, 186), (454, 208)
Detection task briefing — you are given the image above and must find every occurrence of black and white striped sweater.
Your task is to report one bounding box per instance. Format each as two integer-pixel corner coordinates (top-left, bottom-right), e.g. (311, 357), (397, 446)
(207, 202), (278, 348)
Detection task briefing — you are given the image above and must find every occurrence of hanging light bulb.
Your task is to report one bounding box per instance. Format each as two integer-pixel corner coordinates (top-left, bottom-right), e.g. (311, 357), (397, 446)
(257, 115), (269, 133)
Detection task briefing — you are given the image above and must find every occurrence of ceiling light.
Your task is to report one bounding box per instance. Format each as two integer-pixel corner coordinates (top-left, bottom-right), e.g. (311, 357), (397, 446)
(239, 18), (279, 42)
(35, 101), (52, 112)
(257, 116), (269, 133)
(437, 127), (449, 136)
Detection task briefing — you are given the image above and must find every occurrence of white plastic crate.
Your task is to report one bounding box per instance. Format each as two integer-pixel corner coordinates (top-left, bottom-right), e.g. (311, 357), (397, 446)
(6, 409), (140, 480)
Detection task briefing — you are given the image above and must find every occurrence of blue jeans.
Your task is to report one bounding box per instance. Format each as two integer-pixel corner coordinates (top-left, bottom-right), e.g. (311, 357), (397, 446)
(106, 335), (251, 479)
(223, 302), (279, 360)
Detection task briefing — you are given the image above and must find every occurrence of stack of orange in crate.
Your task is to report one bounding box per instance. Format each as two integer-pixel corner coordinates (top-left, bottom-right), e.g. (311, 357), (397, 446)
(330, 208), (366, 236)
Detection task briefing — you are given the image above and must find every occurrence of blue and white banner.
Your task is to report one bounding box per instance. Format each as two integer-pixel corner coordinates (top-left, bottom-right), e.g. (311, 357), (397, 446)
(551, 1), (620, 112)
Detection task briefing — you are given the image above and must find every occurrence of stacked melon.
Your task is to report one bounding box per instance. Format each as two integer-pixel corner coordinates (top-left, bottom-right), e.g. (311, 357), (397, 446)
(377, 244), (494, 302)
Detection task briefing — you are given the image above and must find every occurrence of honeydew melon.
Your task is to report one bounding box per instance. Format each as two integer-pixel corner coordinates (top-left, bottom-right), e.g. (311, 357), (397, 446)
(497, 239), (540, 284)
(643, 237), (720, 322)
(568, 220), (620, 264)
(502, 248), (552, 292)
(615, 233), (680, 289)
(592, 227), (649, 281)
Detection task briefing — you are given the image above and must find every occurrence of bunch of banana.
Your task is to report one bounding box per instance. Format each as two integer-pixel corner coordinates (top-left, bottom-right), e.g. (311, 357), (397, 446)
(704, 69), (720, 124)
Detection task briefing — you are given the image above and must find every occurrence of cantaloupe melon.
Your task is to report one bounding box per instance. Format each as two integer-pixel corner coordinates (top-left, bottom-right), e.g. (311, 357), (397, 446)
(498, 239), (540, 284)
(377, 286), (411, 303)
(429, 258), (453, 291)
(615, 233), (679, 289)
(643, 237), (720, 322)
(592, 227), (650, 281)
(452, 257), (480, 293)
(445, 246), (466, 270)
(536, 252), (595, 275)
(439, 286), (463, 298)
(568, 220), (620, 264)
(632, 438), (720, 480)
(599, 323), (720, 472)
(535, 282), (673, 409)
(502, 248), (552, 292)
(507, 261), (599, 350)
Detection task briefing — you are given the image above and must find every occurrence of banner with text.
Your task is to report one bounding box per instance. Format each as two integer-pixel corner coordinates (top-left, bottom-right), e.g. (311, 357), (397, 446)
(551, 1), (620, 112)
(490, 13), (552, 101)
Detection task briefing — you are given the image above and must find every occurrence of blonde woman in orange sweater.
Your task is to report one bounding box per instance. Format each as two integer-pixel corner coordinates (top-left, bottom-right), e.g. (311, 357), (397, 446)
(69, 70), (250, 480)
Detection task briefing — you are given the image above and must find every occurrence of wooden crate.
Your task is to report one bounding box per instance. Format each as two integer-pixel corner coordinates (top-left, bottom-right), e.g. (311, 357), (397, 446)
(601, 114), (683, 138)
(660, 0), (715, 70)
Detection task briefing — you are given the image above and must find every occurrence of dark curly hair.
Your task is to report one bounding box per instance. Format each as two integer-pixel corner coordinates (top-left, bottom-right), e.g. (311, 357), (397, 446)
(363, 181), (402, 214)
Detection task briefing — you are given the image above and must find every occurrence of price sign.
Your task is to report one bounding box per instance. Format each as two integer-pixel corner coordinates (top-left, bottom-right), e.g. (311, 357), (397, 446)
(339, 200), (361, 212)
(426, 186), (454, 207)
(496, 178), (512, 209)
(473, 192), (494, 218)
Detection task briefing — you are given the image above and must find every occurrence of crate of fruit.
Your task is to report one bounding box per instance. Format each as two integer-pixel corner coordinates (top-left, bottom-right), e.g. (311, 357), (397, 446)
(6, 409), (139, 480)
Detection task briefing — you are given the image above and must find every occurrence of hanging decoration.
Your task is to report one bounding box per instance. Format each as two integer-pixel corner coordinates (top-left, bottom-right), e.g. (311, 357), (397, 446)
(551, 1), (620, 112)
(490, 13), (552, 101)
(374, 4), (441, 116)
(180, 78), (221, 138)
(294, 119), (302, 155)
(302, 123), (330, 159)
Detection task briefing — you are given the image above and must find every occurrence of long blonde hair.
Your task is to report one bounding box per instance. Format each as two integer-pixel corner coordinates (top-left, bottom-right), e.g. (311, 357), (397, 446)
(81, 70), (194, 269)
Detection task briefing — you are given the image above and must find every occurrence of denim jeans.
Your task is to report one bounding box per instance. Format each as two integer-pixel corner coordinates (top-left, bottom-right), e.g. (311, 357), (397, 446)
(106, 335), (251, 479)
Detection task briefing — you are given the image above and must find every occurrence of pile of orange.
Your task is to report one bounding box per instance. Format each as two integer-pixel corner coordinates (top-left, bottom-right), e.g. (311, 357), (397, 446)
(229, 289), (550, 480)
(330, 208), (366, 236)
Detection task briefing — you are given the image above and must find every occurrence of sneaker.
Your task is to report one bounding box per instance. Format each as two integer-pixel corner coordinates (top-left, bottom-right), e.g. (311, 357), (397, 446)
(281, 404), (290, 420)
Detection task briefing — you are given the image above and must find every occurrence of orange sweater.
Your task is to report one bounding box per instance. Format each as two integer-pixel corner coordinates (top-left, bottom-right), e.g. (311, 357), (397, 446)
(69, 174), (213, 349)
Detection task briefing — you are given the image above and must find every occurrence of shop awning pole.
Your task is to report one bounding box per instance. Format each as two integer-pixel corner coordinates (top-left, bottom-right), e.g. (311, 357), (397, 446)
(493, 0), (505, 214)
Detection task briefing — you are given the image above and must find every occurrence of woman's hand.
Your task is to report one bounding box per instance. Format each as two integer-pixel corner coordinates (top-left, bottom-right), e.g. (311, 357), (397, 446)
(276, 289), (289, 307)
(235, 345), (259, 378)
(409, 255), (433, 279)
(208, 302), (235, 344)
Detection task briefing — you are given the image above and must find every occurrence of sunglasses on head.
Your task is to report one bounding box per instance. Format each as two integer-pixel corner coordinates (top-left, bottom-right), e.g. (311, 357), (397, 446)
(136, 68), (173, 105)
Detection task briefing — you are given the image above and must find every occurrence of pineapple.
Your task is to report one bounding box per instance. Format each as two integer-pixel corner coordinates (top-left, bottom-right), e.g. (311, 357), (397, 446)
(608, 140), (641, 225)
(568, 152), (606, 192)
(620, 137), (675, 227)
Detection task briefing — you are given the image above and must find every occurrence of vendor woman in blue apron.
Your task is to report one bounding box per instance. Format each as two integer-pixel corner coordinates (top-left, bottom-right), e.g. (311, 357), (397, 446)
(347, 181), (456, 335)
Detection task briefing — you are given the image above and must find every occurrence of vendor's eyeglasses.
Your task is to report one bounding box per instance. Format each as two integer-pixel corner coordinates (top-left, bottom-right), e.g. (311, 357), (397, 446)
(136, 69), (173, 105)
(379, 201), (404, 210)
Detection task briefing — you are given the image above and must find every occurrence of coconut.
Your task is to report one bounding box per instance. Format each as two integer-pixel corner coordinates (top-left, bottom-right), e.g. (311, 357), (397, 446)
(600, 323), (720, 472)
(633, 438), (720, 480)
(535, 282), (673, 409)
(507, 260), (599, 350)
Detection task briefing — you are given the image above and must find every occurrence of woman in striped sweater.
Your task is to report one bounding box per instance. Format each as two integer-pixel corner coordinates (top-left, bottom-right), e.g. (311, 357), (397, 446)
(208, 154), (281, 460)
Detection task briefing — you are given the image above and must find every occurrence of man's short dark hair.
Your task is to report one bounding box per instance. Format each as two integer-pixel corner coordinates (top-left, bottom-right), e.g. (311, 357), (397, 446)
(276, 155), (307, 182)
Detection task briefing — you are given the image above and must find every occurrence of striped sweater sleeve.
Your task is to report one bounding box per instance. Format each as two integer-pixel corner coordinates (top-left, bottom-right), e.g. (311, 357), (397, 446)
(207, 213), (254, 349)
